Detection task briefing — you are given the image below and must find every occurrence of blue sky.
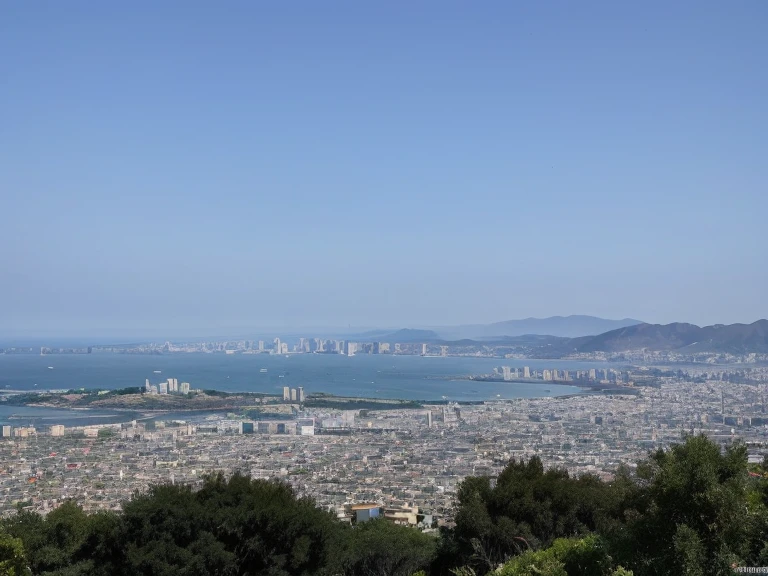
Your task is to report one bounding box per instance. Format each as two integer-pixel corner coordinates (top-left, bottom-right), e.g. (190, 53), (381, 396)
(1, 1), (766, 337)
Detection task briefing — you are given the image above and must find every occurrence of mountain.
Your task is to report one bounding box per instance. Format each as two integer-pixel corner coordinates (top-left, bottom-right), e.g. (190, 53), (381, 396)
(576, 320), (768, 354)
(436, 315), (643, 340)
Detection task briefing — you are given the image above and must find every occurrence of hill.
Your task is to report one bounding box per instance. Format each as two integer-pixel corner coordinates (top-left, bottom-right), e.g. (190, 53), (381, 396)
(436, 315), (643, 340)
(576, 320), (768, 354)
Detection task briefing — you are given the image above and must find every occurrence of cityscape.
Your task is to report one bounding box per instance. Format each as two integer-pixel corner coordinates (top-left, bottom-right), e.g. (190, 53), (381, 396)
(2, 1), (766, 574)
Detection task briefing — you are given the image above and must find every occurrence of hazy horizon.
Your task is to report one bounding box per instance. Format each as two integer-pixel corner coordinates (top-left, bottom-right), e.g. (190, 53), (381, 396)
(4, 315), (768, 345)
(2, 2), (766, 335)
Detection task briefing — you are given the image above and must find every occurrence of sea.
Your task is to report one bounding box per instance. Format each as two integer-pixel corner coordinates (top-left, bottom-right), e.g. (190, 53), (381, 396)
(0, 353), (611, 426)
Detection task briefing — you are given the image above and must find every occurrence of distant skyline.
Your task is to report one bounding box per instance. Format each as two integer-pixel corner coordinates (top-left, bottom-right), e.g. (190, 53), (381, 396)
(2, 2), (766, 337)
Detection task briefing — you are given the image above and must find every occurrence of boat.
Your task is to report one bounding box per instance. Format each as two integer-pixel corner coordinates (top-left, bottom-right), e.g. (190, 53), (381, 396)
(259, 368), (267, 373)
(153, 370), (162, 374)
(47, 366), (54, 370)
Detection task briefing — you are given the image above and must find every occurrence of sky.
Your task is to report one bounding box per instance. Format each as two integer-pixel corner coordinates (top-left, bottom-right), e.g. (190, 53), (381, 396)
(1, 1), (766, 338)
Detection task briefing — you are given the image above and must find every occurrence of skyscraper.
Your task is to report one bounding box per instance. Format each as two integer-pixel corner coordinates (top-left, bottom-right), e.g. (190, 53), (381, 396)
(283, 386), (290, 401)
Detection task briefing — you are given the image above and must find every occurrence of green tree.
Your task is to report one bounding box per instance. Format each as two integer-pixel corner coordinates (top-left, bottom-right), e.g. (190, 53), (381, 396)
(609, 435), (756, 576)
(450, 457), (615, 573)
(338, 519), (436, 576)
(0, 532), (29, 576)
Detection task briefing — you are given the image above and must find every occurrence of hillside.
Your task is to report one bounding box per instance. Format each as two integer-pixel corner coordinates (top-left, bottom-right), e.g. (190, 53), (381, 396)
(576, 320), (768, 354)
(436, 315), (643, 340)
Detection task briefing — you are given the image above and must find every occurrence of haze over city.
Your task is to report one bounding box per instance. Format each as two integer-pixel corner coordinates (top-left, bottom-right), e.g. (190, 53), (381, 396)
(2, 1), (766, 338)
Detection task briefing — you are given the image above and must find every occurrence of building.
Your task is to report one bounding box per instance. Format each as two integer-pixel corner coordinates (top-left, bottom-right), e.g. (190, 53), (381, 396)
(258, 340), (264, 351)
(384, 504), (419, 526)
(159, 382), (168, 394)
(50, 425), (65, 437)
(421, 343), (428, 356)
(240, 422), (254, 434)
(291, 388), (297, 402)
(350, 504), (380, 523)
(523, 366), (531, 378)
(14, 427), (36, 438)
(283, 386), (291, 401)
(180, 382), (191, 394)
(298, 387), (305, 403)
(298, 418), (315, 436)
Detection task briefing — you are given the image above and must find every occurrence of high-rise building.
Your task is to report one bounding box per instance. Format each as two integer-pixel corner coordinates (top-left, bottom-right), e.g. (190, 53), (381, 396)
(523, 366), (531, 378)
(421, 343), (428, 356)
(1, 425), (12, 438)
(347, 342), (356, 357)
(291, 388), (297, 402)
(502, 366), (512, 381)
(273, 337), (281, 355)
(426, 411), (433, 427)
(180, 382), (191, 394)
(298, 387), (305, 403)
(50, 424), (65, 437)
(159, 382), (168, 394)
(283, 386), (291, 401)
(258, 340), (264, 351)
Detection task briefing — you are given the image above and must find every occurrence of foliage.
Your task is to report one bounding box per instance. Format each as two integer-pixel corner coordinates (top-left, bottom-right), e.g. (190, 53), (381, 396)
(337, 518), (436, 576)
(1, 435), (766, 576)
(606, 434), (765, 576)
(0, 532), (29, 576)
(448, 456), (618, 573)
(495, 535), (611, 576)
(2, 473), (435, 576)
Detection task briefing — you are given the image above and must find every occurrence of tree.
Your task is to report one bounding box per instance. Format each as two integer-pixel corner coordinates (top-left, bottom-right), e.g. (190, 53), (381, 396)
(0, 532), (29, 576)
(449, 457), (615, 573)
(337, 519), (436, 576)
(608, 435), (759, 576)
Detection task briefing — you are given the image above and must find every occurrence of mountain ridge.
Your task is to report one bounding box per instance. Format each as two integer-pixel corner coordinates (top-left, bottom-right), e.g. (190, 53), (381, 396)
(434, 315), (643, 340)
(576, 319), (768, 354)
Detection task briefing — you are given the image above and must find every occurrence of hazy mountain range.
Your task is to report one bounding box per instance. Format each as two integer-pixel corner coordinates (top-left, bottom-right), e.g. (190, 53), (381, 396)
(360, 318), (768, 356)
(572, 319), (768, 354)
(432, 315), (643, 340)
